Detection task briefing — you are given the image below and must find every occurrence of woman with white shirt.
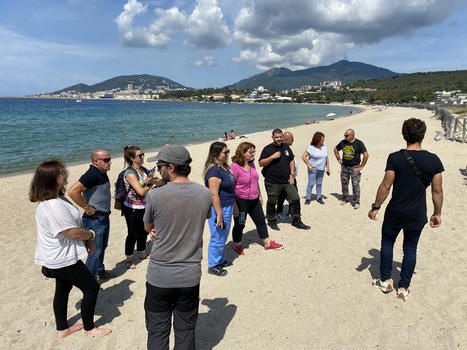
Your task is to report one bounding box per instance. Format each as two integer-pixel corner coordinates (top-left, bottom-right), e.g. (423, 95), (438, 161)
(30, 160), (111, 338)
(302, 132), (330, 205)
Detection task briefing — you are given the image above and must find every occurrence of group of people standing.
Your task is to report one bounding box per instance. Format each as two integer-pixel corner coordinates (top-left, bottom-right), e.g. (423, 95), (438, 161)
(30, 117), (443, 349)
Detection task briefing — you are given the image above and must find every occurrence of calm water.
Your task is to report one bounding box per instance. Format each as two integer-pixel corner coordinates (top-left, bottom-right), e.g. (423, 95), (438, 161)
(0, 98), (358, 176)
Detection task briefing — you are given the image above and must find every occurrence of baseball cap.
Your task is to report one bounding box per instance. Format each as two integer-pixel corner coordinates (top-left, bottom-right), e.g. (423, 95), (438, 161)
(148, 145), (191, 165)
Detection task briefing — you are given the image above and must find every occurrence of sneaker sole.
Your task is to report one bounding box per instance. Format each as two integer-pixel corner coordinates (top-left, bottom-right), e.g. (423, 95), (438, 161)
(396, 291), (409, 301)
(372, 279), (394, 293)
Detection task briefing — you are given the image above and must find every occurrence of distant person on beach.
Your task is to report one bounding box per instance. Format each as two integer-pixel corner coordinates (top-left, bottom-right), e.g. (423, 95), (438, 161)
(333, 129), (368, 209)
(223, 132), (229, 141)
(259, 128), (310, 230)
(302, 132), (330, 205)
(121, 145), (159, 269)
(369, 118), (444, 301)
(203, 141), (237, 276)
(229, 129), (236, 139)
(30, 160), (111, 337)
(143, 145), (211, 349)
(231, 142), (283, 254)
(276, 131), (298, 218)
(68, 149), (112, 280)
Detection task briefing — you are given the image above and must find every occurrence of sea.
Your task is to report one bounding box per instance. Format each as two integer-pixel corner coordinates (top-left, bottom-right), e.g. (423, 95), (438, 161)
(0, 98), (359, 176)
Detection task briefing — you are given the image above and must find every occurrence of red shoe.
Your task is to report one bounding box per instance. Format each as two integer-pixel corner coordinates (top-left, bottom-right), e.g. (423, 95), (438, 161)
(234, 244), (244, 255)
(265, 240), (284, 250)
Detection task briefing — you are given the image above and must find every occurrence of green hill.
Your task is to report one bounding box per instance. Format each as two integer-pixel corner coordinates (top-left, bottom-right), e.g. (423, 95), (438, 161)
(226, 60), (400, 90)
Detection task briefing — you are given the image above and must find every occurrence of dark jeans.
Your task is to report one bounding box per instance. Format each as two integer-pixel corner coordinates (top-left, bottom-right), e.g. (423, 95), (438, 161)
(265, 182), (300, 220)
(52, 260), (100, 331)
(123, 205), (148, 256)
(145, 282), (200, 350)
(232, 197), (269, 243)
(277, 179), (298, 216)
(380, 223), (423, 289)
(83, 213), (109, 277)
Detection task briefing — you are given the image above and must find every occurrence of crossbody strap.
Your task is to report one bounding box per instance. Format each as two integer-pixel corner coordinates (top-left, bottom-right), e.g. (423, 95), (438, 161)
(402, 150), (429, 188)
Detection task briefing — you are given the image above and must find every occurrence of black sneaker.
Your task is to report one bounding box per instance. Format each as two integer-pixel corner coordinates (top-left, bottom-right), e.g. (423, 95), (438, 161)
(208, 265), (228, 277)
(292, 218), (311, 230)
(267, 219), (280, 230)
(316, 198), (325, 205)
(304, 199), (311, 205)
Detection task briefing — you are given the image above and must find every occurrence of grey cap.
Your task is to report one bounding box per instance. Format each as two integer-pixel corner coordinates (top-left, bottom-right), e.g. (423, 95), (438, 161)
(149, 145), (191, 165)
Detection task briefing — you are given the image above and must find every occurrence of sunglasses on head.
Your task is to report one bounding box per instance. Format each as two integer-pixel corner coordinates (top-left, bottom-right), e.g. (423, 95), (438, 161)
(97, 157), (111, 163)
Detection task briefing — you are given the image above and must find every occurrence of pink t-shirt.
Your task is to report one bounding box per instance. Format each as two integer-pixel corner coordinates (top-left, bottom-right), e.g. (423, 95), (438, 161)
(230, 162), (260, 200)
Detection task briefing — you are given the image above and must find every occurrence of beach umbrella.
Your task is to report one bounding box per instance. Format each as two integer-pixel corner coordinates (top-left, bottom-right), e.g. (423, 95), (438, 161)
(326, 112), (336, 117)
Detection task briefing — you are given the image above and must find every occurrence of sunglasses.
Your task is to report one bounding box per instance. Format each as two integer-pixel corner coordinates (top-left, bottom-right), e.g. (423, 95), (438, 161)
(157, 161), (170, 170)
(344, 134), (351, 137)
(97, 157), (111, 163)
(136, 153), (145, 159)
(222, 150), (230, 154)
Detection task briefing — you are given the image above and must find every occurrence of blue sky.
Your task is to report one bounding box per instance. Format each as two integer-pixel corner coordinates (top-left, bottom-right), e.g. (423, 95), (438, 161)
(0, 0), (466, 96)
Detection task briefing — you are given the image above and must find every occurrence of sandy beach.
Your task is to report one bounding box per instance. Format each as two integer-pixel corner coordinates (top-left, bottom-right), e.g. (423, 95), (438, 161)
(1, 106), (466, 349)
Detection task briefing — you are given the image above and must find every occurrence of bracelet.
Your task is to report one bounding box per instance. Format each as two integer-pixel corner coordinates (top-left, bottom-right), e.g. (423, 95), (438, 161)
(371, 203), (381, 210)
(88, 230), (95, 241)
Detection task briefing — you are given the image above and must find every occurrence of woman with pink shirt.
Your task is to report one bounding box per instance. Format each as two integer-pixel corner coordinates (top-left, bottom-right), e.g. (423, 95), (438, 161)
(231, 142), (283, 254)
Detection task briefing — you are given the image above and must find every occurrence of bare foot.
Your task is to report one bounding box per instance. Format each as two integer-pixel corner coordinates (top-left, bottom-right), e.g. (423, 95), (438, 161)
(85, 327), (112, 336)
(57, 323), (84, 338)
(125, 260), (136, 269)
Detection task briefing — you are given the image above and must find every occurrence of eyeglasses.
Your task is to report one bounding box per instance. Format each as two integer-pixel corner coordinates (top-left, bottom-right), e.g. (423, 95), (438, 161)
(97, 157), (111, 163)
(136, 153), (145, 159)
(157, 161), (170, 170)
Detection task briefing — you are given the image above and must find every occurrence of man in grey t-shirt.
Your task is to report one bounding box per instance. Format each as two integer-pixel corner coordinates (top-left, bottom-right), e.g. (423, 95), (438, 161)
(143, 145), (211, 350)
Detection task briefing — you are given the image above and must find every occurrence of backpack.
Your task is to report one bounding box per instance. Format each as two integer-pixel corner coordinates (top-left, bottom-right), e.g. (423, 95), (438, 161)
(114, 167), (137, 210)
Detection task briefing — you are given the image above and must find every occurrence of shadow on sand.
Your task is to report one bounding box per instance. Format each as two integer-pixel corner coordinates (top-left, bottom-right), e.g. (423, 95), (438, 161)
(224, 228), (265, 265)
(196, 297), (237, 350)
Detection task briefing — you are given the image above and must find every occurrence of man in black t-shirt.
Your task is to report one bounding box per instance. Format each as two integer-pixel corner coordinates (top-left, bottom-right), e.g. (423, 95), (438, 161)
(69, 149), (112, 280)
(334, 129), (369, 208)
(259, 128), (310, 230)
(368, 118), (443, 301)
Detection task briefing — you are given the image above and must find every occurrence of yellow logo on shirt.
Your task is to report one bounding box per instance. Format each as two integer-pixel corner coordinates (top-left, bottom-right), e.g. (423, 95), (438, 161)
(342, 145), (355, 160)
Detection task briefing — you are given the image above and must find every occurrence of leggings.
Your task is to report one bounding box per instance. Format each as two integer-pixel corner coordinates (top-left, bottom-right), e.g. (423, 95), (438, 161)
(52, 260), (100, 331)
(123, 205), (148, 256)
(232, 197), (269, 243)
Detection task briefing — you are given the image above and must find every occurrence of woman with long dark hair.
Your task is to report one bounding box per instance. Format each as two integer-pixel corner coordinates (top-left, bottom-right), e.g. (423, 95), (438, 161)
(203, 141), (236, 276)
(30, 160), (111, 338)
(231, 142), (283, 254)
(122, 145), (158, 269)
(302, 132), (330, 205)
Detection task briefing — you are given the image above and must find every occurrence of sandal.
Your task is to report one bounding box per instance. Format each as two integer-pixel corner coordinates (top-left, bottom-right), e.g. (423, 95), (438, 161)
(125, 260), (136, 269)
(139, 253), (149, 260)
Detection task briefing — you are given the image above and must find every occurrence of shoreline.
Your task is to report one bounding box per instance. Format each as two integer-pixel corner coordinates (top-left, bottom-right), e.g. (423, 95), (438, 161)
(0, 104), (363, 178)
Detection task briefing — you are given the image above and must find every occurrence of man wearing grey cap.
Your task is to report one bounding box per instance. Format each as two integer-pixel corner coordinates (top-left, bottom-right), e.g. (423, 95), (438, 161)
(143, 145), (212, 350)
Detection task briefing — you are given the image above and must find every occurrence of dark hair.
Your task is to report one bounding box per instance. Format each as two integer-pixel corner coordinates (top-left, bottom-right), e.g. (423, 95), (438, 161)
(173, 164), (191, 176)
(203, 141), (228, 176)
(232, 142), (255, 165)
(123, 145), (141, 166)
(29, 159), (66, 202)
(311, 132), (325, 146)
(272, 128), (283, 136)
(402, 118), (426, 144)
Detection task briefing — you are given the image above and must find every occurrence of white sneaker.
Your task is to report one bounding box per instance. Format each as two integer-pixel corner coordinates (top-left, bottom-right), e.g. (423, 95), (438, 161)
(396, 287), (410, 301)
(372, 279), (394, 293)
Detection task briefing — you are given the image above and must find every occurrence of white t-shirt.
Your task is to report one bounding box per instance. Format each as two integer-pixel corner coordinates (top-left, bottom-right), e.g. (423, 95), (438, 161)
(306, 144), (328, 170)
(34, 197), (88, 269)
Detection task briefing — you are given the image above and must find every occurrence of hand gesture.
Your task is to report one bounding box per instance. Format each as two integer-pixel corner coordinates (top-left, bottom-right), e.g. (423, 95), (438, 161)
(271, 151), (281, 160)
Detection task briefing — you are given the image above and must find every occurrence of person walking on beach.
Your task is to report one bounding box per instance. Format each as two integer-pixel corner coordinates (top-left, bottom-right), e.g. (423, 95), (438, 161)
(143, 145), (211, 350)
(302, 132), (330, 205)
(333, 129), (368, 209)
(31, 160), (111, 338)
(68, 149), (112, 280)
(203, 141), (237, 276)
(121, 145), (159, 269)
(369, 118), (443, 301)
(231, 142), (283, 254)
(259, 128), (310, 230)
(276, 131), (298, 218)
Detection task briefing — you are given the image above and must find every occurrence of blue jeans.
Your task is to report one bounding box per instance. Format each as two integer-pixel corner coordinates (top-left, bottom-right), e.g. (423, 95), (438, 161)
(82, 214), (110, 277)
(306, 169), (325, 200)
(207, 204), (233, 268)
(380, 223), (423, 289)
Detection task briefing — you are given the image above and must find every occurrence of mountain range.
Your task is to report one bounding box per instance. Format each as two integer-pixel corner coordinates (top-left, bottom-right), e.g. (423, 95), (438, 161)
(226, 60), (400, 90)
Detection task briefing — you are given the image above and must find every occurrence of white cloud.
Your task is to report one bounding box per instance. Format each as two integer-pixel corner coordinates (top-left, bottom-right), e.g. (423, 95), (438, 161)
(116, 0), (231, 49)
(232, 0), (464, 70)
(194, 54), (217, 67)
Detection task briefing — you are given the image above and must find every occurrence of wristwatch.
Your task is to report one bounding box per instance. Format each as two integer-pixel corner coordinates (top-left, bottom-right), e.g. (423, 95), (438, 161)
(371, 203), (381, 210)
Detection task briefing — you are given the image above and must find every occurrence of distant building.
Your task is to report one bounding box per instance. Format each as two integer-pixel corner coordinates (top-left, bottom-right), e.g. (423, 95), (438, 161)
(257, 86), (265, 92)
(320, 81), (342, 89)
(127, 83), (133, 91)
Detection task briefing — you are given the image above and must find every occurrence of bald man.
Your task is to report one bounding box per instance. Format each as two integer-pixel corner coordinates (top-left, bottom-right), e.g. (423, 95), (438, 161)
(277, 131), (298, 218)
(333, 129), (369, 209)
(69, 149), (112, 280)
